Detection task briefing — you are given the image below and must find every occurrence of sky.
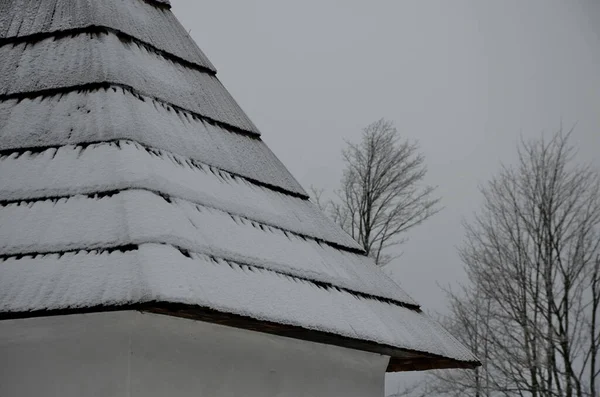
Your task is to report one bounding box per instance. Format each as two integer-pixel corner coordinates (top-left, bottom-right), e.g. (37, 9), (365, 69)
(170, 0), (600, 392)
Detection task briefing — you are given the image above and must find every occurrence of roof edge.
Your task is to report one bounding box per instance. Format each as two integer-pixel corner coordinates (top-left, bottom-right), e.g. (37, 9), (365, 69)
(0, 303), (480, 372)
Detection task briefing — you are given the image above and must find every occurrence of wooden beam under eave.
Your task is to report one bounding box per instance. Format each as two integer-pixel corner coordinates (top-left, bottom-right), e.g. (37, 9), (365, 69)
(387, 356), (480, 372)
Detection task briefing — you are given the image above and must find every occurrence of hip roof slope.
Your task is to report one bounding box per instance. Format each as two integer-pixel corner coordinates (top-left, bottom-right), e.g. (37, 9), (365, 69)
(0, 0), (479, 372)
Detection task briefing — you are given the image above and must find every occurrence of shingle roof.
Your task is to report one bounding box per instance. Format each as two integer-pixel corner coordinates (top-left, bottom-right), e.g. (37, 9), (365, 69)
(0, 33), (257, 134)
(0, 89), (305, 195)
(0, 0), (200, 69)
(0, 0), (479, 371)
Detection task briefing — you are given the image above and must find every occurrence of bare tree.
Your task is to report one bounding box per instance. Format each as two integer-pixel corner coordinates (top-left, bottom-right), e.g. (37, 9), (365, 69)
(316, 119), (440, 266)
(389, 287), (498, 397)
(425, 129), (600, 397)
(422, 286), (499, 397)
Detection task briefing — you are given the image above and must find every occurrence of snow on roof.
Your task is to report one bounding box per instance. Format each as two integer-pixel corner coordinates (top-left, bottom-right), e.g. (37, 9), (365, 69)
(0, 33), (257, 134)
(0, 89), (306, 196)
(0, 0), (200, 69)
(0, 0), (479, 370)
(0, 243), (476, 363)
(0, 188), (413, 304)
(0, 142), (352, 249)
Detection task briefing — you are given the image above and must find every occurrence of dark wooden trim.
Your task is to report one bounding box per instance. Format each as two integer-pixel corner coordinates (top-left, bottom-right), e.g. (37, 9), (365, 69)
(387, 356), (479, 372)
(0, 305), (139, 321)
(0, 244), (139, 261)
(0, 189), (123, 207)
(0, 303), (480, 372)
(142, 0), (171, 10)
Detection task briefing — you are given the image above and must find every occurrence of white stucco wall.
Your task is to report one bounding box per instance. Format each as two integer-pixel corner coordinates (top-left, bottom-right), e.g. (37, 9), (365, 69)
(0, 311), (389, 397)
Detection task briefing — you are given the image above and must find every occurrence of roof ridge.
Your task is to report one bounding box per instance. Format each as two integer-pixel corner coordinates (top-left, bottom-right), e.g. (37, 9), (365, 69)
(0, 26), (214, 76)
(0, 242), (419, 311)
(0, 82), (259, 138)
(0, 185), (363, 255)
(0, 139), (310, 200)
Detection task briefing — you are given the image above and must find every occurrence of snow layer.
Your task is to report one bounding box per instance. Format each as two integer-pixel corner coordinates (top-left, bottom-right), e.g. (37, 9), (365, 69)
(0, 141), (358, 250)
(0, 189), (414, 305)
(0, 0), (478, 368)
(0, 32), (257, 134)
(0, 244), (476, 363)
(0, 0), (204, 69)
(0, 89), (305, 195)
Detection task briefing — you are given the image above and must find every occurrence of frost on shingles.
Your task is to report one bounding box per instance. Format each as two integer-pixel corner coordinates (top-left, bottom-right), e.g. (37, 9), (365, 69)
(0, 0), (207, 70)
(0, 142), (357, 250)
(0, 243), (476, 363)
(0, 190), (414, 306)
(0, 32), (257, 133)
(0, 89), (305, 196)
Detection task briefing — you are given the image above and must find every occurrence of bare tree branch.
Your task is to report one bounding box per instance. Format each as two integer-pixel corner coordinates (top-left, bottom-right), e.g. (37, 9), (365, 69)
(422, 129), (600, 397)
(321, 119), (440, 266)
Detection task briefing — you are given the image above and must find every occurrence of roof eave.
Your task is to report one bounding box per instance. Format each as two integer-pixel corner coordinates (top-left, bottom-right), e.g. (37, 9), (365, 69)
(0, 302), (481, 372)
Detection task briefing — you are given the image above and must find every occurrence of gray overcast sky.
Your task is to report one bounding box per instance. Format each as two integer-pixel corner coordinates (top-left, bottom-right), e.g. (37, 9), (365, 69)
(171, 0), (600, 309)
(171, 0), (599, 391)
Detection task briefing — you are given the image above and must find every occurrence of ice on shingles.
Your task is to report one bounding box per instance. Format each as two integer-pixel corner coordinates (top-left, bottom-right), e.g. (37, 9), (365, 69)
(0, 142), (358, 249)
(0, 33), (256, 133)
(0, 90), (305, 195)
(0, 190), (414, 305)
(0, 243), (475, 362)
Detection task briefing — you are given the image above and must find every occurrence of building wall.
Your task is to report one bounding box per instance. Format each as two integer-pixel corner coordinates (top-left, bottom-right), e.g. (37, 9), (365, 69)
(0, 311), (389, 397)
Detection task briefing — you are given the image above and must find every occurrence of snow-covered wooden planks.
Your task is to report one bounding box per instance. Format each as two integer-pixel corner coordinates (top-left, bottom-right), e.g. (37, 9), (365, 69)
(0, 141), (355, 249)
(0, 0), (198, 68)
(0, 32), (257, 134)
(0, 189), (414, 306)
(0, 89), (304, 195)
(0, 243), (476, 363)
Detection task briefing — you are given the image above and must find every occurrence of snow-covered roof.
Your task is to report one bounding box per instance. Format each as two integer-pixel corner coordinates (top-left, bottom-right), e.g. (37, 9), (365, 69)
(0, 0), (196, 68)
(0, 89), (305, 195)
(0, 0), (479, 371)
